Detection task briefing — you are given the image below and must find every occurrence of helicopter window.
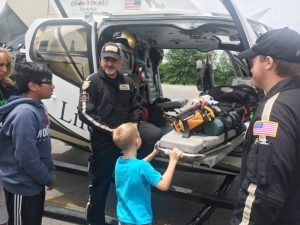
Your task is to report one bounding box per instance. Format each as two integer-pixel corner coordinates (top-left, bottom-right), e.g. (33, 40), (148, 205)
(30, 24), (91, 86)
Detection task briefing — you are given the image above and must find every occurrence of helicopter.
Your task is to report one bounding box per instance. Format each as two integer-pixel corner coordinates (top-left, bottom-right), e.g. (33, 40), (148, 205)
(3, 0), (271, 175)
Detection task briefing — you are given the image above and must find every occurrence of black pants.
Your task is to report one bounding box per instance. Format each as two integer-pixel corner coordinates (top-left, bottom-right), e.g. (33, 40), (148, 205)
(4, 188), (45, 225)
(86, 121), (163, 225)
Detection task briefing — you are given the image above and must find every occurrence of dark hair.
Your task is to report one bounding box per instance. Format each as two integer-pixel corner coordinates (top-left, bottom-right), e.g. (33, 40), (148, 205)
(273, 58), (300, 77)
(13, 62), (52, 93)
(259, 56), (300, 77)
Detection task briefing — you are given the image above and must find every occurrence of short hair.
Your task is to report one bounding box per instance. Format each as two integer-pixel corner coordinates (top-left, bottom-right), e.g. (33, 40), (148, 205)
(259, 56), (300, 77)
(112, 122), (139, 151)
(273, 58), (300, 77)
(0, 47), (13, 88)
(13, 62), (52, 93)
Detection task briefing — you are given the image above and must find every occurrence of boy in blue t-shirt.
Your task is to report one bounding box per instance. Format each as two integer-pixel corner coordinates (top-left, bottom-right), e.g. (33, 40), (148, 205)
(113, 122), (183, 225)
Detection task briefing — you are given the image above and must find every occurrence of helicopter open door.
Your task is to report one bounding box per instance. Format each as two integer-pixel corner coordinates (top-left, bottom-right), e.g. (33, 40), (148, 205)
(25, 18), (98, 147)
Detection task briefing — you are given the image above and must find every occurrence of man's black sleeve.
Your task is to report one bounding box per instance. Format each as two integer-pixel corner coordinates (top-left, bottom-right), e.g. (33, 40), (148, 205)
(78, 76), (112, 133)
(231, 101), (298, 225)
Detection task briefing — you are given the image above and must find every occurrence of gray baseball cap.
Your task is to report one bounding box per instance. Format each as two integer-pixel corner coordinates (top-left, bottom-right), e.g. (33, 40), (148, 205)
(101, 42), (121, 60)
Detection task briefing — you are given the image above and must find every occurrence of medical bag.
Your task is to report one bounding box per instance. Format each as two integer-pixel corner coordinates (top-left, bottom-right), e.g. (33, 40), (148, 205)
(172, 104), (215, 138)
(207, 84), (259, 121)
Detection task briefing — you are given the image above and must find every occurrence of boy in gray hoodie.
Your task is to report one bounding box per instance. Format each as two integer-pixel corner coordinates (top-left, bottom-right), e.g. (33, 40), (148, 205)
(0, 62), (56, 225)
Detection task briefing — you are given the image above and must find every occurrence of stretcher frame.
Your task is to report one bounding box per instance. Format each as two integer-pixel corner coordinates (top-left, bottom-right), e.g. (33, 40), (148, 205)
(157, 132), (244, 169)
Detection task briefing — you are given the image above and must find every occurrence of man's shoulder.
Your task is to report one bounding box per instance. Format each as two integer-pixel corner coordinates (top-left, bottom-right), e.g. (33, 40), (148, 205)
(86, 71), (102, 82)
(81, 72), (104, 90)
(275, 87), (300, 107)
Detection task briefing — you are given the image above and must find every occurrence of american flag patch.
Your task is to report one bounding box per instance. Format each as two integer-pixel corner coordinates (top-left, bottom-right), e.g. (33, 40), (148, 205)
(80, 92), (89, 102)
(253, 121), (278, 137)
(124, 0), (141, 10)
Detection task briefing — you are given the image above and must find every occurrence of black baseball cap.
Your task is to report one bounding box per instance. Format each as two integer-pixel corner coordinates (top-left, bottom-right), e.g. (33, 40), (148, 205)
(238, 27), (300, 62)
(101, 42), (121, 60)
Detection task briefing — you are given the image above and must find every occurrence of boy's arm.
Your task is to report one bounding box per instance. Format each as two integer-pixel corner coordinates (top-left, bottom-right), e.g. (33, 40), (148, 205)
(156, 148), (182, 191)
(13, 110), (55, 187)
(143, 142), (160, 162)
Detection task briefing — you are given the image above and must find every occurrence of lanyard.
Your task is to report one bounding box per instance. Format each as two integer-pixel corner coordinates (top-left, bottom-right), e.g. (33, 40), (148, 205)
(0, 88), (8, 106)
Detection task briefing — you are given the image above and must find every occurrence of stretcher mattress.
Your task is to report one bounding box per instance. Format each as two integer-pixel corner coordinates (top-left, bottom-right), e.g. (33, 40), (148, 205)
(159, 129), (237, 154)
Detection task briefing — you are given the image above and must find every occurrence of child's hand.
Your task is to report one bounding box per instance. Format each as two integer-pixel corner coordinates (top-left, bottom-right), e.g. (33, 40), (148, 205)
(143, 141), (160, 162)
(47, 174), (57, 190)
(153, 141), (160, 156)
(169, 148), (183, 161)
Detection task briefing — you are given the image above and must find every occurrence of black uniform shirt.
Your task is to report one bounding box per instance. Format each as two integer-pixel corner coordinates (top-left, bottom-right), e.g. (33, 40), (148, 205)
(78, 69), (142, 141)
(232, 75), (300, 225)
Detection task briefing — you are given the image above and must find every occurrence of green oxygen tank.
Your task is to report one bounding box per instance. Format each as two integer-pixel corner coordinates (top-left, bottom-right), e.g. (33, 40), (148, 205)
(228, 111), (240, 126)
(203, 111), (240, 136)
(203, 118), (224, 136)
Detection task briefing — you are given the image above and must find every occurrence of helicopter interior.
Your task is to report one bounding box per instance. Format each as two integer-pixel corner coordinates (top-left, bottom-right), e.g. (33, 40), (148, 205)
(29, 16), (251, 94)
(95, 20), (250, 106)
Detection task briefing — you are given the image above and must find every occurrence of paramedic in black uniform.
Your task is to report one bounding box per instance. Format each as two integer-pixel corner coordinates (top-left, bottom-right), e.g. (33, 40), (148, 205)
(78, 42), (163, 225)
(231, 28), (300, 225)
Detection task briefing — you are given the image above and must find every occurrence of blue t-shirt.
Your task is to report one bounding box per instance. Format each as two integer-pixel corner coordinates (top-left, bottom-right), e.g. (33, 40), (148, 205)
(115, 157), (162, 225)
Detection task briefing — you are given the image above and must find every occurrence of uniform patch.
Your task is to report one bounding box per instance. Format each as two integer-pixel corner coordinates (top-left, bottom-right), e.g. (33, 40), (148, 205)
(105, 45), (118, 53)
(253, 120), (278, 137)
(82, 81), (91, 90)
(80, 92), (89, 102)
(119, 84), (130, 90)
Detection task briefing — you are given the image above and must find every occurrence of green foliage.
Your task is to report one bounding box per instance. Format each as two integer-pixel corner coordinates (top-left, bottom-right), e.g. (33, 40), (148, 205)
(159, 49), (234, 86)
(213, 51), (235, 86)
(159, 49), (207, 85)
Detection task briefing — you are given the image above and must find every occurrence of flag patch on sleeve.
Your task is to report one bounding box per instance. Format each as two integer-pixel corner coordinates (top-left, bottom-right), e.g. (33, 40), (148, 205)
(253, 121), (278, 137)
(80, 93), (89, 102)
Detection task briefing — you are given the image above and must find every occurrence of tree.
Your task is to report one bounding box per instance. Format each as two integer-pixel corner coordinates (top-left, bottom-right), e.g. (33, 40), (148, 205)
(213, 51), (235, 86)
(159, 49), (207, 85)
(159, 49), (234, 86)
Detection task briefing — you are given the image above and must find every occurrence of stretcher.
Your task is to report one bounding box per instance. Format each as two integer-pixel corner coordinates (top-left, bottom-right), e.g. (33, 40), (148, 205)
(157, 129), (245, 168)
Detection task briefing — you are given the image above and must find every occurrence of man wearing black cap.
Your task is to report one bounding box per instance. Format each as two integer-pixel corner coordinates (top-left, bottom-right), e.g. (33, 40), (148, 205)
(231, 27), (300, 225)
(78, 42), (163, 225)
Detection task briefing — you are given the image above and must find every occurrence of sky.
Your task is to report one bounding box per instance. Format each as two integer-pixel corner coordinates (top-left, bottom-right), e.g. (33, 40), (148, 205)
(234, 0), (300, 33)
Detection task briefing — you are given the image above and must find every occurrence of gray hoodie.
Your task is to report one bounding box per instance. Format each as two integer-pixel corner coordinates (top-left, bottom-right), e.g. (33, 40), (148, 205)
(0, 95), (55, 196)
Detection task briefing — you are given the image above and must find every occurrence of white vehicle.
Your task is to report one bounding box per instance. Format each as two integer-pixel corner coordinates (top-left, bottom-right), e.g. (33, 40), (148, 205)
(22, 0), (269, 174)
